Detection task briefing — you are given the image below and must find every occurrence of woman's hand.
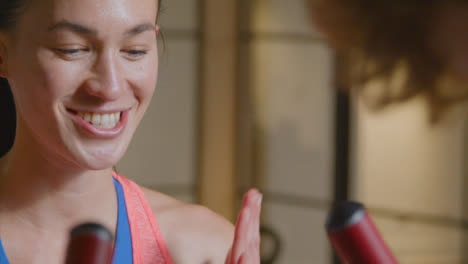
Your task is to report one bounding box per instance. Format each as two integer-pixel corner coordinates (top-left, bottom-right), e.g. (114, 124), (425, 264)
(225, 189), (263, 264)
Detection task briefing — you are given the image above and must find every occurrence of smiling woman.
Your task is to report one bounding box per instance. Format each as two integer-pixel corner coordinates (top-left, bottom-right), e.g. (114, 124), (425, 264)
(0, 0), (261, 263)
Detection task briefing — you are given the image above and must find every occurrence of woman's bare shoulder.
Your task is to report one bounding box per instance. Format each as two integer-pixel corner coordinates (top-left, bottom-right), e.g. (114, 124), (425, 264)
(140, 186), (234, 263)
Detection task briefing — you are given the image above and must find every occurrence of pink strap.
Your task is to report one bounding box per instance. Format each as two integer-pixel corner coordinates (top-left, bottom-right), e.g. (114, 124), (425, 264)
(113, 172), (174, 264)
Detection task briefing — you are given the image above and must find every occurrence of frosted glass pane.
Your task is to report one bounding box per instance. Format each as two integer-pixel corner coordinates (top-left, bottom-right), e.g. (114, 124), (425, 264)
(250, 0), (322, 38)
(251, 40), (334, 200)
(159, 0), (199, 31)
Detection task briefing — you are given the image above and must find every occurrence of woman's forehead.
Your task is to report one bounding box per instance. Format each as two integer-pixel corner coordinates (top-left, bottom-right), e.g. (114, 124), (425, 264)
(19, 0), (158, 33)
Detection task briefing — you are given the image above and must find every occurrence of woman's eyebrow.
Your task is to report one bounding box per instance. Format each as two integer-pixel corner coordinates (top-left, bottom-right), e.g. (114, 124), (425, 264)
(47, 20), (156, 37)
(124, 23), (156, 37)
(47, 20), (96, 35)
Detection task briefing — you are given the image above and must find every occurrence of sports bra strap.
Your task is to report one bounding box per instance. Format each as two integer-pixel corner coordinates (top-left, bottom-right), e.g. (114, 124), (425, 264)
(112, 172), (174, 264)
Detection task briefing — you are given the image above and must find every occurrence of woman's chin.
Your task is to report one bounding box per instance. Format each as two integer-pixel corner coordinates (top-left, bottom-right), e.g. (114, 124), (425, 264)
(78, 158), (118, 171)
(72, 149), (125, 171)
(62, 128), (132, 171)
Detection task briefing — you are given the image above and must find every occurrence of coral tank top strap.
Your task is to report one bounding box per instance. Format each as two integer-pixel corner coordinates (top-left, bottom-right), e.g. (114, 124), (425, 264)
(112, 171), (174, 264)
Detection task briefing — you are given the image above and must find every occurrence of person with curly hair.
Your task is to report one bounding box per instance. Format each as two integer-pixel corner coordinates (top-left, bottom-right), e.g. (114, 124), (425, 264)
(308, 0), (468, 121)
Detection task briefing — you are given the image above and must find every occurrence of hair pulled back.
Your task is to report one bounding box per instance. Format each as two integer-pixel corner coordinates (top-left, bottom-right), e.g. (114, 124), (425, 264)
(0, 0), (27, 157)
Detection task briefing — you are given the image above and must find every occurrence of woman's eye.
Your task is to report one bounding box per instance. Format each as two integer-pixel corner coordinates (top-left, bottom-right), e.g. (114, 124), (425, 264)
(54, 48), (88, 58)
(57, 49), (80, 54)
(122, 49), (148, 60)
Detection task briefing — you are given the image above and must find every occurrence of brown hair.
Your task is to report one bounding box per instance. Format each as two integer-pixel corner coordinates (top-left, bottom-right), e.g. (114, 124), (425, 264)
(309, 0), (468, 121)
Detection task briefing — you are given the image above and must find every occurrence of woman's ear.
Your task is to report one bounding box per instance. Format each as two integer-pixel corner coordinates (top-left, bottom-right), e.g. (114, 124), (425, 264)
(155, 24), (160, 36)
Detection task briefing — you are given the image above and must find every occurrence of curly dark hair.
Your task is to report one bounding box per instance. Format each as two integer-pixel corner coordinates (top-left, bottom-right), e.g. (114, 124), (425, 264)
(309, 0), (468, 121)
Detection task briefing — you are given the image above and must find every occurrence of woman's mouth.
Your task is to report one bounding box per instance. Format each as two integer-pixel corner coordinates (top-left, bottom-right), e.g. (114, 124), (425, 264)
(67, 108), (128, 138)
(76, 111), (121, 129)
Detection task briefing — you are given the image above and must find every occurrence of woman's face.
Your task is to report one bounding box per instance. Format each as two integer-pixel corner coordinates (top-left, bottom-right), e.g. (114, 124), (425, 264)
(2, 0), (159, 170)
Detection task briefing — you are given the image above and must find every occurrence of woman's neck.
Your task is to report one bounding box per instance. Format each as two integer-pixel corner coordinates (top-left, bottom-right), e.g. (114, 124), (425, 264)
(0, 136), (118, 235)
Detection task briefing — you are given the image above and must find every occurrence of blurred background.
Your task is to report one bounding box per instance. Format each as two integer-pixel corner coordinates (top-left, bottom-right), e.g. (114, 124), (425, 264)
(117, 0), (468, 263)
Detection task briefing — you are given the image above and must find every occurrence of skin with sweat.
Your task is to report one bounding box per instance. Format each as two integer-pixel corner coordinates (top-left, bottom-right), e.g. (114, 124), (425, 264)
(0, 0), (261, 263)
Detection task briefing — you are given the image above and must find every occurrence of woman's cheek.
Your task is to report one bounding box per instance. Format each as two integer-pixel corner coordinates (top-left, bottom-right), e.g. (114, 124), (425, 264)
(37, 51), (86, 97)
(133, 58), (158, 103)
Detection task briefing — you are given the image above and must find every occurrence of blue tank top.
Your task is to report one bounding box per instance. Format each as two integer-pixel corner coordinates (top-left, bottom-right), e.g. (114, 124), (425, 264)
(0, 178), (133, 264)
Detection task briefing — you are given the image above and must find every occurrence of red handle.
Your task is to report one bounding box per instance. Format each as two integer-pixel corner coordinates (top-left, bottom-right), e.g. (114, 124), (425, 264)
(65, 223), (114, 264)
(326, 201), (398, 264)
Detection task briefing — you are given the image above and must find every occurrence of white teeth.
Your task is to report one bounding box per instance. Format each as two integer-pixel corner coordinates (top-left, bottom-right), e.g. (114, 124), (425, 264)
(101, 114), (110, 128)
(91, 113), (101, 126)
(78, 111), (121, 128)
(109, 113), (115, 125)
(84, 113), (91, 123)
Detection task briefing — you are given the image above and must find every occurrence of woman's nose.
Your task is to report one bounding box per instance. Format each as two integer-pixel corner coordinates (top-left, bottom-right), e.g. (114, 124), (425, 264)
(84, 51), (125, 101)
